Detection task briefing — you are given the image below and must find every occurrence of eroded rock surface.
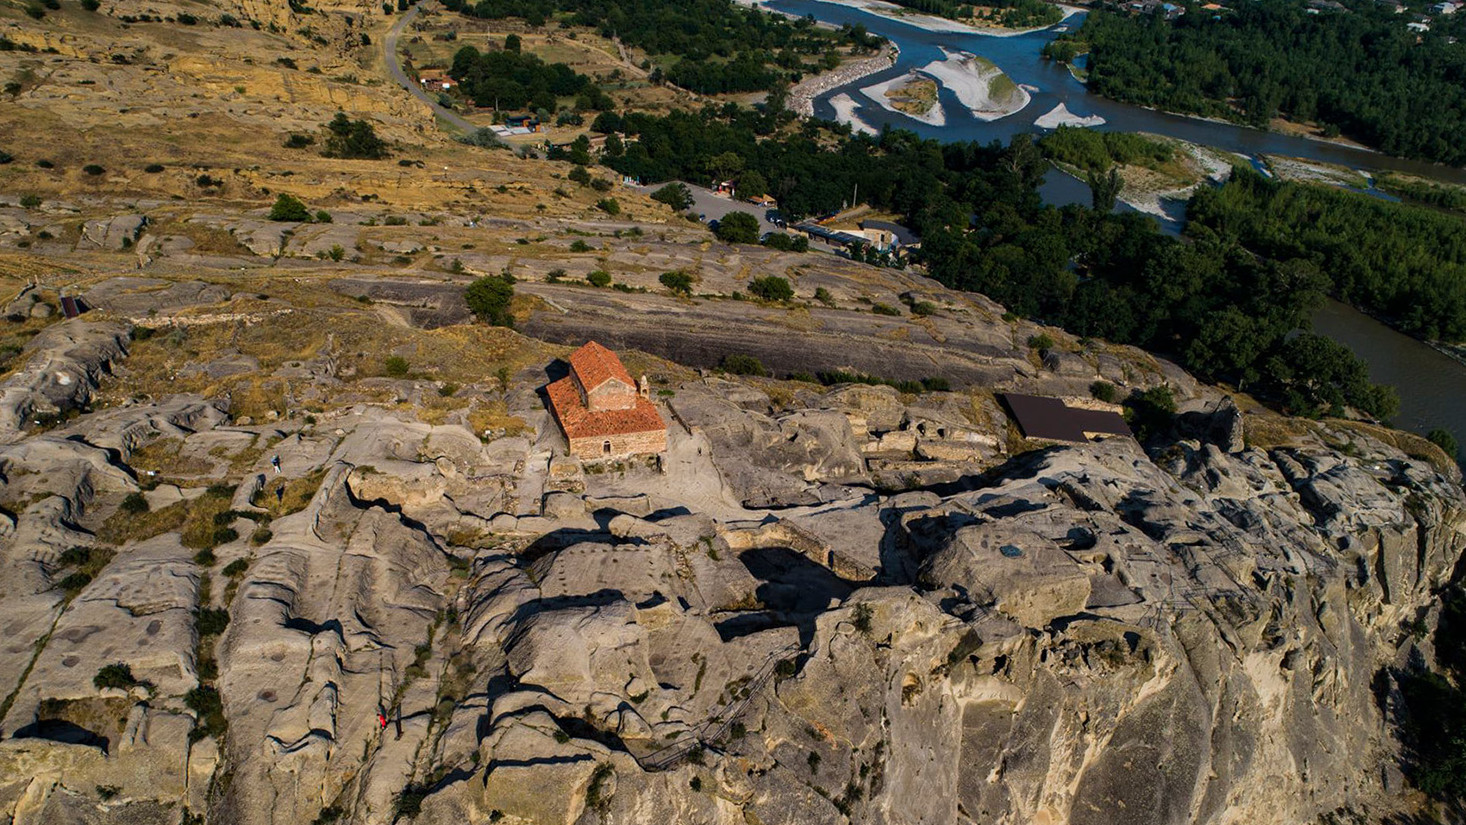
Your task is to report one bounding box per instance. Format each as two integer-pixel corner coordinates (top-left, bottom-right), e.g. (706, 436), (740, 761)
(0, 301), (1457, 825)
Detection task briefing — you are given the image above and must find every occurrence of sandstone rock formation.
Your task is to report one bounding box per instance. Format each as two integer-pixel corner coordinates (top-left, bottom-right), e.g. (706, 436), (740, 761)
(0, 287), (1456, 825)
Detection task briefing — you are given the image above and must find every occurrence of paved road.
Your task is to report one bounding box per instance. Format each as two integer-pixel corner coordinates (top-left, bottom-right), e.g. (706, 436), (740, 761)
(384, 3), (479, 135)
(633, 182), (783, 236)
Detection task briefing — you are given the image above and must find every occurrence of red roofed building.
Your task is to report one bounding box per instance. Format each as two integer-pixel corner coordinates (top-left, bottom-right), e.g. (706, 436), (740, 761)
(546, 342), (667, 459)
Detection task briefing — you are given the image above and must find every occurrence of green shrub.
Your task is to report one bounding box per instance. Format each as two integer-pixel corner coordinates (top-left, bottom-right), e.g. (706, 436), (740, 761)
(144, 163), (164, 173)
(722, 354), (767, 377)
(1090, 381), (1117, 403)
(193, 548), (217, 566)
(81, 0), (100, 10)
(82, 164), (105, 176)
(315, 210), (333, 224)
(587, 270), (612, 288)
(94, 663), (139, 690)
(464, 274), (515, 327)
(569, 239), (593, 253)
(283, 133), (314, 149)
(185, 685), (226, 741)
(1124, 385), (1177, 441)
(871, 303), (901, 316)
(59, 572), (92, 593)
(909, 301), (937, 317)
(196, 607), (230, 636)
(748, 276), (793, 302)
(568, 165), (591, 186)
(120, 492), (150, 514)
(384, 356), (410, 376)
(21, 193), (43, 209)
(814, 287), (834, 306)
(223, 558), (250, 577)
(659, 271), (693, 294)
(596, 198), (620, 215)
(1429, 428), (1459, 460)
(1027, 334), (1054, 351)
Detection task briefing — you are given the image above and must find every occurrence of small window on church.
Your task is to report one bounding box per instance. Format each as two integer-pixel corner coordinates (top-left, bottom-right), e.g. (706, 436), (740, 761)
(603, 440), (612, 454)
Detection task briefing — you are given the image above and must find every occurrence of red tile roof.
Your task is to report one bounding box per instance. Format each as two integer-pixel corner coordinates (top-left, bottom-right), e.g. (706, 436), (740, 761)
(569, 341), (635, 393)
(547, 376), (665, 439)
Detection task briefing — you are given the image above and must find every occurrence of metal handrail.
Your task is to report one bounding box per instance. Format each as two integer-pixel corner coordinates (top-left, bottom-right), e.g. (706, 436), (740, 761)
(637, 642), (801, 772)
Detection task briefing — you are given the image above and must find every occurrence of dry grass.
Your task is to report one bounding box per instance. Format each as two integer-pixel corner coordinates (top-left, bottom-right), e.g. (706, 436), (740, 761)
(37, 696), (132, 739)
(102, 299), (554, 419)
(466, 400), (528, 439)
(1243, 414), (1313, 450)
(1326, 419), (1458, 477)
(96, 499), (188, 547)
(96, 485), (234, 549)
(253, 467), (327, 518)
(129, 438), (218, 481)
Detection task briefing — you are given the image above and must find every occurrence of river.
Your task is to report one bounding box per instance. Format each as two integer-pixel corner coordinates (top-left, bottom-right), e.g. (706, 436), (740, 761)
(1311, 301), (1465, 448)
(765, 0), (1466, 186)
(764, 0), (1466, 448)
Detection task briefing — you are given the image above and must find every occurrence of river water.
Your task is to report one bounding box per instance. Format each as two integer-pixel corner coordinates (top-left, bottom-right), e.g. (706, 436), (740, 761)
(764, 0), (1466, 447)
(766, 0), (1466, 185)
(1311, 301), (1465, 447)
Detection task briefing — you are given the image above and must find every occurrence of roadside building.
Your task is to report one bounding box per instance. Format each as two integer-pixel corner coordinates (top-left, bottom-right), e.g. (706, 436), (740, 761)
(546, 342), (667, 459)
(417, 69), (454, 92)
(858, 219), (921, 254)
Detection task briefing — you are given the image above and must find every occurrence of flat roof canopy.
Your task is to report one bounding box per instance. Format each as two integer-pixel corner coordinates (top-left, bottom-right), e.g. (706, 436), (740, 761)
(999, 393), (1132, 442)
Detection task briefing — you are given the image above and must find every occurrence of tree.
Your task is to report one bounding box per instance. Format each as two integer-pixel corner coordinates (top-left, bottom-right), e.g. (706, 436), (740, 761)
(569, 136), (592, 166)
(323, 113), (389, 160)
(740, 170), (769, 199)
(1429, 428), (1460, 461)
(591, 111), (623, 134)
(652, 182), (693, 211)
(505, 33), (521, 53)
(715, 211), (760, 244)
(268, 193), (311, 222)
(748, 275), (793, 302)
(1088, 166), (1123, 212)
(709, 151), (744, 184)
(464, 275), (515, 327)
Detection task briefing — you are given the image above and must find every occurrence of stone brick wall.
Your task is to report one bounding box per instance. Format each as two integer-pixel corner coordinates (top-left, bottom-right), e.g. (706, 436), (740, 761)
(585, 379), (636, 412)
(568, 428), (666, 460)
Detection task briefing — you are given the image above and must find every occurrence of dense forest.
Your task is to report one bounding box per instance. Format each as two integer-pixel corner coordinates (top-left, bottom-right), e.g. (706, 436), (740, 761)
(1047, 0), (1466, 165)
(1186, 170), (1466, 342)
(883, 0), (1061, 27)
(441, 0), (859, 93)
(601, 105), (1395, 419)
(448, 44), (612, 112)
(1037, 126), (1173, 173)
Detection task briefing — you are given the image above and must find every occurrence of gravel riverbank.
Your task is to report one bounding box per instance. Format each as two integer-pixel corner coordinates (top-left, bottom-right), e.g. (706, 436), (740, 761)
(789, 46), (899, 117)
